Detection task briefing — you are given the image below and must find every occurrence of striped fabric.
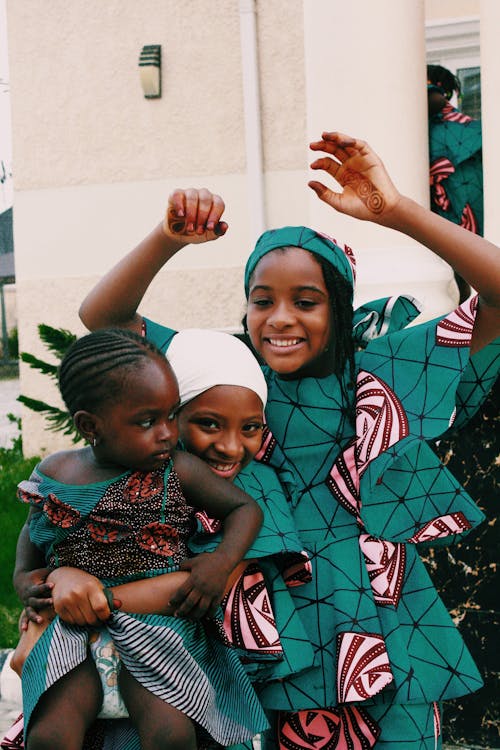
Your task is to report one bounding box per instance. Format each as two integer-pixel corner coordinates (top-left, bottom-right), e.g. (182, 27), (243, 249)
(22, 612), (268, 746)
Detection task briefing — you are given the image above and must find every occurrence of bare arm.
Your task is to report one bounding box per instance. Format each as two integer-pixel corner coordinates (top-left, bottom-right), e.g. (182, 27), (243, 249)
(170, 450), (263, 618)
(79, 189), (228, 332)
(309, 131), (500, 354)
(13, 521), (54, 624)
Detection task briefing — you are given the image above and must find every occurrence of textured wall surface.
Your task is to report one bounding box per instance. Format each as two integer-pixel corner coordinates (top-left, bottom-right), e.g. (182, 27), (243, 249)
(6, 0), (306, 190)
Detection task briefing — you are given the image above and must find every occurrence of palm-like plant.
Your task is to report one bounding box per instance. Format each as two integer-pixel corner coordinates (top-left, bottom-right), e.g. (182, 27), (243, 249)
(18, 324), (82, 443)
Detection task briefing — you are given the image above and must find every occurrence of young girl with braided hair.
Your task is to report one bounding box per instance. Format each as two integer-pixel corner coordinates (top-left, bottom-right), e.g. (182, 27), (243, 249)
(14, 327), (270, 750)
(77, 130), (499, 749)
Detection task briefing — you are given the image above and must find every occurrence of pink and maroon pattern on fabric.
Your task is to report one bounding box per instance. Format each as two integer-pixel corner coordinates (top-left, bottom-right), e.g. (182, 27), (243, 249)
(430, 156), (455, 210)
(441, 102), (472, 124)
(278, 706), (380, 749)
(359, 534), (406, 607)
(408, 512), (472, 543)
(336, 632), (393, 702)
(461, 203), (479, 233)
(221, 561), (283, 657)
(255, 426), (278, 463)
(435, 295), (477, 347)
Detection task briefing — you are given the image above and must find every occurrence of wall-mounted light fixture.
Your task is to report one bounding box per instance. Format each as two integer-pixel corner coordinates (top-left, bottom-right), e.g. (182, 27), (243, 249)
(139, 45), (161, 99)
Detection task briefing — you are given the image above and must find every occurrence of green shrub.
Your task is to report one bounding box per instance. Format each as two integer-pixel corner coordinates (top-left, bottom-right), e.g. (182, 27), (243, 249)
(7, 326), (18, 359)
(0, 421), (40, 647)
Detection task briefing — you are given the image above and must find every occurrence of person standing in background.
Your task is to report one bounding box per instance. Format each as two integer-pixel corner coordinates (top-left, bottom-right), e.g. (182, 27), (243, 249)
(427, 63), (483, 303)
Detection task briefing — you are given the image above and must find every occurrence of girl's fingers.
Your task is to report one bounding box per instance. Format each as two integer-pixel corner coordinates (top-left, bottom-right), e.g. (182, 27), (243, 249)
(24, 606), (44, 625)
(184, 189), (200, 233)
(308, 181), (341, 209)
(214, 220), (228, 237)
(166, 189), (226, 237)
(168, 189), (186, 218)
(205, 193), (226, 232)
(310, 156), (342, 180)
(321, 131), (359, 150)
(167, 190), (187, 234)
(27, 595), (53, 611)
(195, 188), (215, 234)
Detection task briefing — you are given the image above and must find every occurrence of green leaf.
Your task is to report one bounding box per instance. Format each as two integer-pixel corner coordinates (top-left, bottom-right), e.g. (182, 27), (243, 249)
(19, 352), (59, 379)
(38, 324), (77, 358)
(17, 395), (82, 444)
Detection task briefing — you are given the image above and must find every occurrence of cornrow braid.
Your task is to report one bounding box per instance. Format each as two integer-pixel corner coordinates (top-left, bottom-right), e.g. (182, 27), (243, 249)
(59, 328), (165, 415)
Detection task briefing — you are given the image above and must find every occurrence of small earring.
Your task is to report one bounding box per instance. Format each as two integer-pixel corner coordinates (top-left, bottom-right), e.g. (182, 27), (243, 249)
(91, 437), (97, 447)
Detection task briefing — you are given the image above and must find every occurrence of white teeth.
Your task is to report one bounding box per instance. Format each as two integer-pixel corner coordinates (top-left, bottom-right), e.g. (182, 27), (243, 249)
(268, 338), (301, 348)
(209, 462), (237, 472)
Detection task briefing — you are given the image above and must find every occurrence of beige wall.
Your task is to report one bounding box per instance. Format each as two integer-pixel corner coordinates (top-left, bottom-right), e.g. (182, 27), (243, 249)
(7, 0), (309, 455)
(7, 0), (473, 456)
(425, 0), (479, 19)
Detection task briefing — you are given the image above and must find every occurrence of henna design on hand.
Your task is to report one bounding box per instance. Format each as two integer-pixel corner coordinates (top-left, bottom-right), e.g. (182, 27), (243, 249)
(342, 168), (385, 214)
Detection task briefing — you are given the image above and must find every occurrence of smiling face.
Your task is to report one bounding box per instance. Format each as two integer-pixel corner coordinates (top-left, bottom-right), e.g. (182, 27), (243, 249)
(93, 356), (180, 472)
(178, 385), (264, 481)
(246, 247), (333, 377)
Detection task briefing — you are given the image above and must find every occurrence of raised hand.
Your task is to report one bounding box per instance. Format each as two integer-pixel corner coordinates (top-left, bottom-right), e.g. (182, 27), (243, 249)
(309, 132), (401, 224)
(163, 188), (228, 244)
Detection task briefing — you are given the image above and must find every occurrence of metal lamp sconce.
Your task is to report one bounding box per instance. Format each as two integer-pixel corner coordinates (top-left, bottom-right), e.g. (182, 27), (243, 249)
(139, 45), (161, 99)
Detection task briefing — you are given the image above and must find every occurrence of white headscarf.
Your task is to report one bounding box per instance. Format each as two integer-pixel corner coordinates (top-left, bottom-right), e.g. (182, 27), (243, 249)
(166, 328), (267, 409)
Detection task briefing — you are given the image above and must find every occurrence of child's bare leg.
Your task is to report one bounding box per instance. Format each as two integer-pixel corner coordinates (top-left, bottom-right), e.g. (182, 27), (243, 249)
(119, 664), (197, 750)
(111, 570), (190, 615)
(26, 656), (102, 750)
(10, 609), (55, 677)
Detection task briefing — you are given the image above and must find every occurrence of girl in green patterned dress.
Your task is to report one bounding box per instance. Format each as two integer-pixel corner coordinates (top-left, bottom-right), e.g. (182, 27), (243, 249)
(78, 131), (500, 749)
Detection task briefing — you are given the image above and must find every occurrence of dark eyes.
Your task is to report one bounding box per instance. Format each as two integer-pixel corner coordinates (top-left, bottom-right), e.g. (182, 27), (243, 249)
(242, 422), (264, 434)
(137, 410), (178, 428)
(194, 418), (220, 430)
(193, 419), (263, 434)
(250, 298), (318, 309)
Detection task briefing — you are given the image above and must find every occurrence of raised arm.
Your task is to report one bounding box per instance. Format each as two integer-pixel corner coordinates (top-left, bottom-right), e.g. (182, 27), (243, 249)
(79, 189), (228, 332)
(309, 131), (500, 353)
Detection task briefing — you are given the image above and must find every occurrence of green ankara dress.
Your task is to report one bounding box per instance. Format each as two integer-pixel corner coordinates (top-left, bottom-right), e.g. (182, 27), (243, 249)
(235, 226), (498, 750)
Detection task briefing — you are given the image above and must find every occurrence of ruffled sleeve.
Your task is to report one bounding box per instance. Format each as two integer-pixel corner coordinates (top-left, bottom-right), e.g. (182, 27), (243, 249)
(325, 297), (498, 545)
(350, 296), (497, 543)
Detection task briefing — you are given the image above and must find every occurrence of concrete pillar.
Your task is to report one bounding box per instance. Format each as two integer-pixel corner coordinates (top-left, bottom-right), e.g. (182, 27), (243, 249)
(303, 0), (456, 316)
(479, 0), (500, 244)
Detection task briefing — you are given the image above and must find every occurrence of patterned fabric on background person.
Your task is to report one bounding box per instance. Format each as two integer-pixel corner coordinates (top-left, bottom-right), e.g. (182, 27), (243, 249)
(428, 95), (483, 236)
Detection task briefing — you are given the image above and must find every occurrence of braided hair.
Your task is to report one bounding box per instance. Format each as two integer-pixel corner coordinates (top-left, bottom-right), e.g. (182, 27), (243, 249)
(59, 328), (166, 415)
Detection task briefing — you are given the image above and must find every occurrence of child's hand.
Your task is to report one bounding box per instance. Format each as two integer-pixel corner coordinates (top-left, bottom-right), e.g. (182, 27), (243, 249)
(170, 553), (231, 619)
(163, 188), (228, 244)
(48, 567), (115, 626)
(15, 567), (54, 625)
(308, 131), (401, 224)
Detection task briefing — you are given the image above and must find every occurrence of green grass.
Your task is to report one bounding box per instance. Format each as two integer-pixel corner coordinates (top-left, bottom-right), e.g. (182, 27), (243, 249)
(0, 424), (40, 647)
